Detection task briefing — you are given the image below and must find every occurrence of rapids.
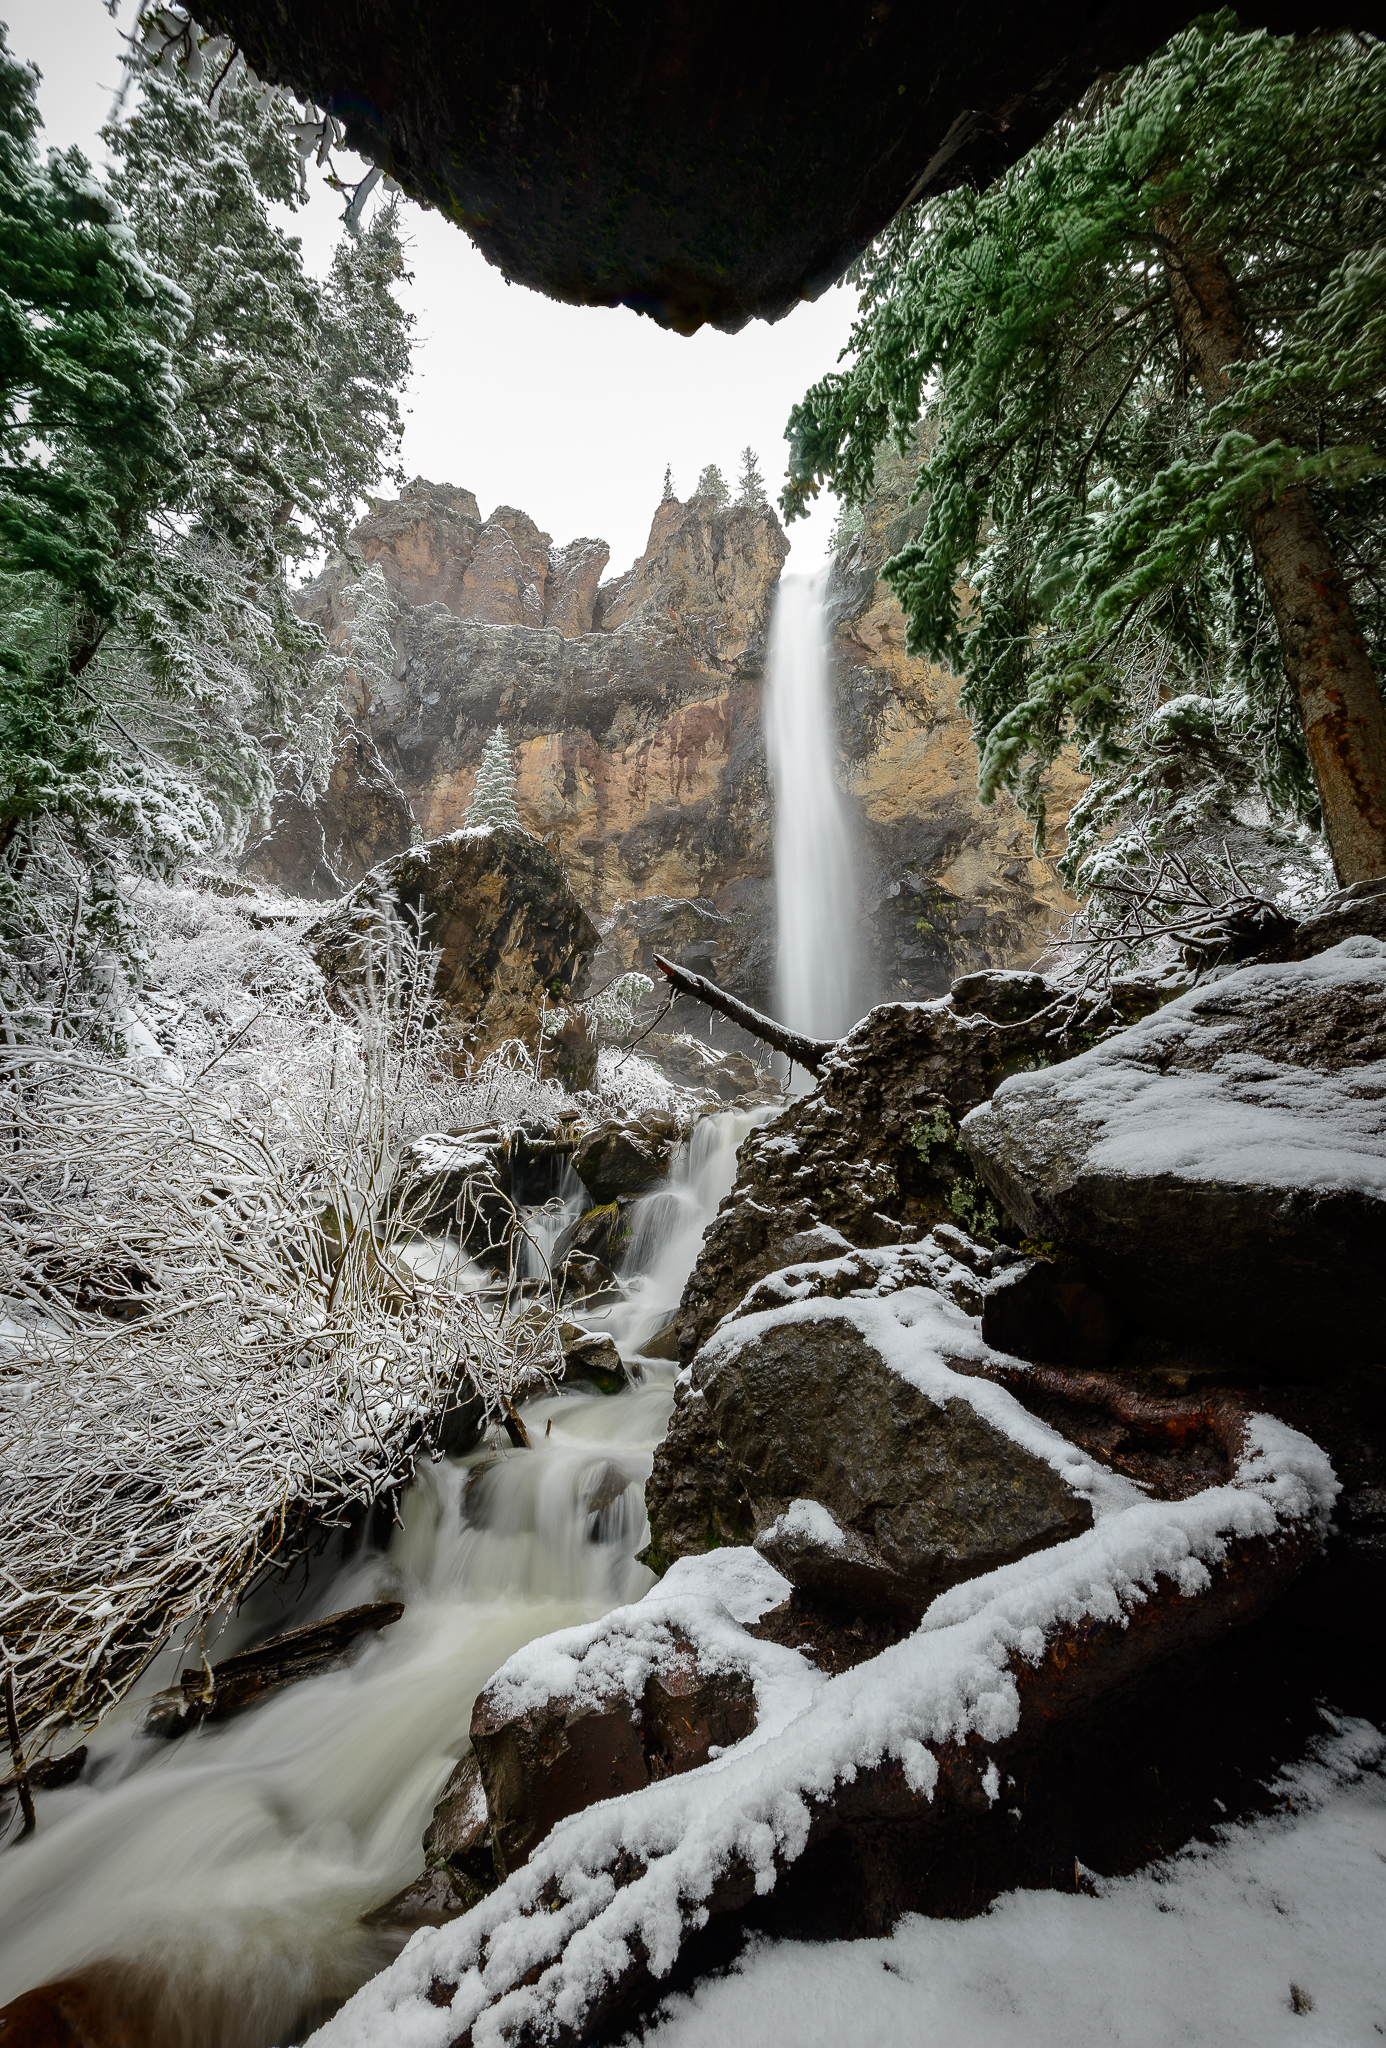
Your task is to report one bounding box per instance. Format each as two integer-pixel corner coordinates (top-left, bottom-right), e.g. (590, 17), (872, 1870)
(0, 1107), (769, 2046)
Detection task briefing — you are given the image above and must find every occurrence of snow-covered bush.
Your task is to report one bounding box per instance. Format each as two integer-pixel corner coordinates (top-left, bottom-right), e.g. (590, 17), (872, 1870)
(0, 900), (566, 1756)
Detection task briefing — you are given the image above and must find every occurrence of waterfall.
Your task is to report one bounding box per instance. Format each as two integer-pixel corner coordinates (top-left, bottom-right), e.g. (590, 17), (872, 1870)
(0, 1107), (765, 2047)
(764, 569), (863, 1041)
(598, 1105), (771, 1356)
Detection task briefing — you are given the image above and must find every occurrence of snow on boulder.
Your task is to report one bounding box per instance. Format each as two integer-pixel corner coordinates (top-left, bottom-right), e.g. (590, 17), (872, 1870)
(646, 1279), (1104, 1613)
(960, 938), (1386, 1361)
(307, 826), (599, 1059)
(307, 1409), (1334, 2048)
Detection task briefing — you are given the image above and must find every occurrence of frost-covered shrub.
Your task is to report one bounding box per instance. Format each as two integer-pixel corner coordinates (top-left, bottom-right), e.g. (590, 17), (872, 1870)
(0, 901), (565, 1754)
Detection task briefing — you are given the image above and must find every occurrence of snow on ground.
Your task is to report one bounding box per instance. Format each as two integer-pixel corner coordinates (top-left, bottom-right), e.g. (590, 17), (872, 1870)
(635, 1714), (1386, 2048)
(963, 937), (1386, 1200)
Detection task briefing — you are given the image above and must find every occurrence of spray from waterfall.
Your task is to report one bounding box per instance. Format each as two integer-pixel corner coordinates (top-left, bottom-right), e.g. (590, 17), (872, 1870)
(764, 570), (863, 1041)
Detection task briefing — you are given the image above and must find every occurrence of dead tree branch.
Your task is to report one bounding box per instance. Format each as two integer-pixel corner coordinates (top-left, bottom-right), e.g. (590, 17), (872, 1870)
(652, 956), (836, 1074)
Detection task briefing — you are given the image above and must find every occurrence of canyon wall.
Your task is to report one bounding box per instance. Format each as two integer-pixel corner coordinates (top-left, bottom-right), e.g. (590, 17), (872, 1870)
(243, 474), (1081, 1011)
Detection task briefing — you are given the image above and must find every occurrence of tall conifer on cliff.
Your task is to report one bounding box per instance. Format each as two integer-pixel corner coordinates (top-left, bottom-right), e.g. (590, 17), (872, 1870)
(464, 726), (522, 831)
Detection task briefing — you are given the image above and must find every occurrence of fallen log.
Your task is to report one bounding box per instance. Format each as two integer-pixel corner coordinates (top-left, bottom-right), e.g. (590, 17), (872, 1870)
(651, 955), (836, 1074)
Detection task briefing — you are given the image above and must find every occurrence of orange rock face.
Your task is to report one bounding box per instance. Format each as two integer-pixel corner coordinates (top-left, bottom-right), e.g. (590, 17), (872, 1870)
(245, 478), (1082, 1012)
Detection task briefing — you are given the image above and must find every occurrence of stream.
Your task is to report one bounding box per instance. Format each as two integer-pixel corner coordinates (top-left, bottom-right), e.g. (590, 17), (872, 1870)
(0, 1106), (770, 2046)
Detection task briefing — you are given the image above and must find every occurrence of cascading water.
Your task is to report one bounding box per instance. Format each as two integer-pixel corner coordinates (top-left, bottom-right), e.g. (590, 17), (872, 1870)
(600, 1106), (768, 1355)
(516, 1158), (590, 1281)
(764, 570), (863, 1041)
(0, 1106), (768, 2047)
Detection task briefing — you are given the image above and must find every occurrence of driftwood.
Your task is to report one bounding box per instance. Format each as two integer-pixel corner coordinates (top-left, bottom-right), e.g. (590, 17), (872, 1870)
(652, 955), (837, 1074)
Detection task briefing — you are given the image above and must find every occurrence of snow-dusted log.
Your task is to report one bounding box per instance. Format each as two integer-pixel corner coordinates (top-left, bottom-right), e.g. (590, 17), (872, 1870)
(652, 954), (836, 1073)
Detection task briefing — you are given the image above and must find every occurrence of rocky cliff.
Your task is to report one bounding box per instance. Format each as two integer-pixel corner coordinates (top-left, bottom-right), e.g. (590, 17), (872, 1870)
(244, 473), (1082, 1014)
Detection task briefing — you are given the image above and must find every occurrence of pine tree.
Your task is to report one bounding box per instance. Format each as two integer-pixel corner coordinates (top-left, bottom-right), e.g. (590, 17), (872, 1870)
(735, 446), (767, 510)
(464, 726), (522, 831)
(695, 463), (729, 508)
(661, 464), (675, 502)
(783, 17), (1386, 889)
(0, 22), (415, 1031)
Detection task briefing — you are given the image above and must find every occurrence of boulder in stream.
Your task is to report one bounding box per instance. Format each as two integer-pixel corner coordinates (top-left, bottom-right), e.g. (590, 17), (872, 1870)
(571, 1114), (678, 1203)
(470, 1625), (757, 1877)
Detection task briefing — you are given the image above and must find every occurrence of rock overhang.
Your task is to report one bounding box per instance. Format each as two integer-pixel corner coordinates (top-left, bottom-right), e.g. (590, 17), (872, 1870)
(199, 0), (1356, 334)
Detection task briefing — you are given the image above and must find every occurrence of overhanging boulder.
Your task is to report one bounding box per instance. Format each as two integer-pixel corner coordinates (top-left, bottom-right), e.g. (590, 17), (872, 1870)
(204, 2), (1342, 334)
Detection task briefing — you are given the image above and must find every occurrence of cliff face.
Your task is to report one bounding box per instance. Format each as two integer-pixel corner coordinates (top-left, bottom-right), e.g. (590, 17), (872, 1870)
(243, 474), (1080, 1012)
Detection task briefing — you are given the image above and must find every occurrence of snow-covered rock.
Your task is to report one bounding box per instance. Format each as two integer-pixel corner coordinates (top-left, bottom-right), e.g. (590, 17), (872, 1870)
(647, 1282), (1101, 1610)
(961, 938), (1386, 1360)
(307, 1408), (1334, 2048)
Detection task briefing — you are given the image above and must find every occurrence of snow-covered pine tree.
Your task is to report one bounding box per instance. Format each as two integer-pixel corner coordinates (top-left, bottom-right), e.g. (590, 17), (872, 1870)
(736, 447), (767, 510)
(695, 463), (729, 507)
(0, 20), (416, 1034)
(783, 17), (1386, 892)
(661, 464), (675, 501)
(464, 726), (522, 831)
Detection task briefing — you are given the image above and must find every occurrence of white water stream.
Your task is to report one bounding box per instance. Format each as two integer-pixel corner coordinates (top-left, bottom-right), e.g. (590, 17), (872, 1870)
(0, 1108), (768, 2045)
(763, 571), (864, 1042)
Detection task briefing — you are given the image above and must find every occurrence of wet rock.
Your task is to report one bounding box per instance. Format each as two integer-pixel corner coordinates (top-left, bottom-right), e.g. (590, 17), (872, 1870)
(676, 996), (1070, 1362)
(558, 1321), (626, 1395)
(0, 1972), (143, 2047)
(424, 1749), (494, 1883)
(363, 1751), (497, 1932)
(961, 938), (1386, 1362)
(360, 1862), (485, 1935)
(647, 1301), (1092, 1612)
(572, 1116), (678, 1204)
(470, 1684), (649, 1878)
(981, 1258), (1118, 1372)
(142, 1602), (403, 1738)
(307, 828), (598, 1058)
(558, 1251), (621, 1309)
(552, 1196), (630, 1270)
(469, 1630), (755, 1876)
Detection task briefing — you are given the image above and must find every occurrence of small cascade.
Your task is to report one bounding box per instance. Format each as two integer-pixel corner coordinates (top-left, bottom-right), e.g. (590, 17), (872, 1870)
(516, 1157), (590, 1282)
(764, 569), (864, 1042)
(0, 1105), (764, 2047)
(598, 1105), (771, 1357)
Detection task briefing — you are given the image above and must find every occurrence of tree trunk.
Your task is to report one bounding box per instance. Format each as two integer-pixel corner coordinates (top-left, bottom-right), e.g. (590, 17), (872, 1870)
(1158, 220), (1386, 886)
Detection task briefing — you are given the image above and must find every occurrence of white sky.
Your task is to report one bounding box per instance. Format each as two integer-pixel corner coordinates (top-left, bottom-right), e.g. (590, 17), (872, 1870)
(8, 0), (859, 578)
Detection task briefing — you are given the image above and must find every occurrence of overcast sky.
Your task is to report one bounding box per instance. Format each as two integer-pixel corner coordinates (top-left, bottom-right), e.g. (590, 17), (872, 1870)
(9, 0), (859, 578)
